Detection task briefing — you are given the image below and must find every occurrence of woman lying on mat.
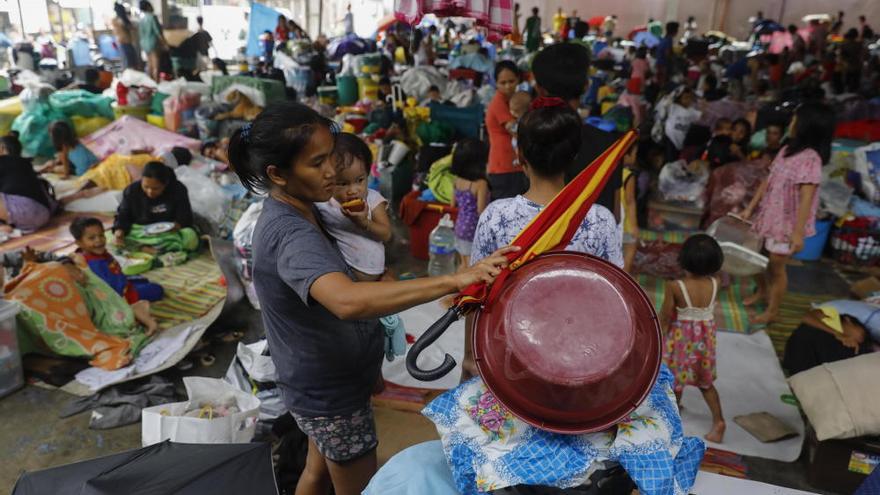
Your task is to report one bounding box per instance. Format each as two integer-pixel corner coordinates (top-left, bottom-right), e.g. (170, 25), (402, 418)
(0, 133), (55, 233)
(112, 161), (199, 255)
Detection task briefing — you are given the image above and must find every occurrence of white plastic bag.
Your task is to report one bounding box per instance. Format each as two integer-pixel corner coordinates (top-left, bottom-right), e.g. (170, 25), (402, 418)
(118, 68), (158, 89)
(658, 159), (709, 206)
(175, 165), (231, 227)
(141, 376), (260, 446)
(232, 340), (276, 382)
(854, 142), (880, 203)
(400, 66), (447, 102)
(224, 340), (286, 421)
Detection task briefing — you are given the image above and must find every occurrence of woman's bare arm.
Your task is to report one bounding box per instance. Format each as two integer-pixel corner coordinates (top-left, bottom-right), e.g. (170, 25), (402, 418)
(310, 246), (518, 320)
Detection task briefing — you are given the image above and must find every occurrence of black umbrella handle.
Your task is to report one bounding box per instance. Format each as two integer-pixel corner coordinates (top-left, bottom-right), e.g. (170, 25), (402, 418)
(406, 306), (462, 381)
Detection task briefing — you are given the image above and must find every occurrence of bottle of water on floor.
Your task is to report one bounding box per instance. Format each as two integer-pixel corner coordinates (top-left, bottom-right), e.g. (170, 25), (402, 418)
(428, 214), (457, 276)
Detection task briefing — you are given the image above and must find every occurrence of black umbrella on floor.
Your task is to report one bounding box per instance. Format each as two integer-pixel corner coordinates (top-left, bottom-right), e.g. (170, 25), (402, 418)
(12, 441), (278, 495)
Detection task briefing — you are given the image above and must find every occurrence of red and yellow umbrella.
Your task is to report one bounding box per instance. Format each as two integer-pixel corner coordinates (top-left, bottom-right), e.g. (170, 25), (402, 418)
(407, 129), (638, 381)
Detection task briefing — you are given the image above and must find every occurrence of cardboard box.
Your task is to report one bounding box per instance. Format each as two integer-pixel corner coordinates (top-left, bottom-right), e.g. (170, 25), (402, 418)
(851, 277), (880, 300)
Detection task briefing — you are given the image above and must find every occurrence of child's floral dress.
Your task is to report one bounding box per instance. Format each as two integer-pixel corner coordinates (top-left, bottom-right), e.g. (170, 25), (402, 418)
(663, 278), (718, 393)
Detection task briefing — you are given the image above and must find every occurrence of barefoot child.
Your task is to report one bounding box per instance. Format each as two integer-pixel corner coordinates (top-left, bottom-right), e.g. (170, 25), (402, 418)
(315, 132), (392, 281)
(449, 138), (490, 267)
(741, 102), (834, 323)
(659, 233), (726, 443)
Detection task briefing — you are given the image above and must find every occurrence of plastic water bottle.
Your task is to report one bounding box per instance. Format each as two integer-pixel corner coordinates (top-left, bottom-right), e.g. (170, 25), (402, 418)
(428, 214), (457, 276)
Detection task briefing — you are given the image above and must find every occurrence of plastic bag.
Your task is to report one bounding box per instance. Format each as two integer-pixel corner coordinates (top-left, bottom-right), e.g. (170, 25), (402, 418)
(233, 200), (263, 282)
(658, 159), (709, 206)
(49, 89), (114, 120)
(11, 101), (67, 157)
(175, 165), (230, 227)
(854, 142), (880, 203)
(819, 180), (854, 218)
(17, 81), (54, 111)
(141, 376), (260, 446)
(224, 340), (286, 421)
(400, 67), (447, 102)
(118, 68), (158, 89)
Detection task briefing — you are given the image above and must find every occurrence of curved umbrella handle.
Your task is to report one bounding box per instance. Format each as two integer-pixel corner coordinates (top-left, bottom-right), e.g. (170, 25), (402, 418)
(406, 306), (462, 381)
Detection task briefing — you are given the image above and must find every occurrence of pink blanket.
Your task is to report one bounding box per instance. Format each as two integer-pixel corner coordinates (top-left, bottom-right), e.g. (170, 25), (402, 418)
(82, 116), (201, 160)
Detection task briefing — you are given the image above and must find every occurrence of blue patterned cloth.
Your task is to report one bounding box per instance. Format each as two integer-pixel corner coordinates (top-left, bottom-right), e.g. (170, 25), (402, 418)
(422, 367), (705, 495)
(470, 195), (623, 268)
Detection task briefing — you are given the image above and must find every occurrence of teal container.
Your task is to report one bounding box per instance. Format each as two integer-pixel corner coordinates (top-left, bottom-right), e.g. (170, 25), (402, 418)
(337, 76), (358, 106)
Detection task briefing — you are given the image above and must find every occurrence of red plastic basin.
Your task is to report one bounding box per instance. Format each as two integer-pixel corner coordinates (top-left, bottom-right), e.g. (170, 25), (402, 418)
(473, 251), (662, 434)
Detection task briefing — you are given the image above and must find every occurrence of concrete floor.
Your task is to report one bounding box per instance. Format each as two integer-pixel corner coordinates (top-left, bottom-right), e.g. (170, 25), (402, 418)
(0, 231), (853, 494)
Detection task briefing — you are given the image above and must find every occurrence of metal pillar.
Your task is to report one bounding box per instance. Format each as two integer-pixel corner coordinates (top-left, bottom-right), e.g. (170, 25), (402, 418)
(16, 0), (24, 35)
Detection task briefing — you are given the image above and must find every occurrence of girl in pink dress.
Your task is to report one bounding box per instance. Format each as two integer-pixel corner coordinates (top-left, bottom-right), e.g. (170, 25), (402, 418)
(660, 234), (726, 443)
(742, 102), (835, 324)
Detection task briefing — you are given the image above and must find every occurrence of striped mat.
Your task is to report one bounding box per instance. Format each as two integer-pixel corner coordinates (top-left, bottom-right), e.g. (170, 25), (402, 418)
(0, 212), (113, 255)
(637, 275), (753, 334)
(766, 291), (835, 359)
(145, 252), (227, 329)
(639, 230), (690, 243)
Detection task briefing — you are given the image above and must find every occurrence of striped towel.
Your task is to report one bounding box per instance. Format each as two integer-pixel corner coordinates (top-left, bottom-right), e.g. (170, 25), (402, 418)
(146, 252), (227, 329)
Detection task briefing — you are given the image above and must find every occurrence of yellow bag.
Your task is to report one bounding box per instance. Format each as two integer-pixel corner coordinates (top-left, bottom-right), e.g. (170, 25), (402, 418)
(0, 97), (23, 135)
(72, 115), (112, 137)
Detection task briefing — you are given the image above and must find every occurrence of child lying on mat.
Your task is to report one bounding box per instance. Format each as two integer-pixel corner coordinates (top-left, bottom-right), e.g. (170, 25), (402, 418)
(112, 161), (199, 255)
(71, 216), (165, 307)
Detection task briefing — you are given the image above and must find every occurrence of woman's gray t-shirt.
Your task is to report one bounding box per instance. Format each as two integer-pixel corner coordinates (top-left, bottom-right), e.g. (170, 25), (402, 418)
(252, 197), (384, 417)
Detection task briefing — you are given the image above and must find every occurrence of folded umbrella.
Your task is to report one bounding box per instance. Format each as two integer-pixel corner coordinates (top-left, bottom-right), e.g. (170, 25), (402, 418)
(407, 130), (637, 381)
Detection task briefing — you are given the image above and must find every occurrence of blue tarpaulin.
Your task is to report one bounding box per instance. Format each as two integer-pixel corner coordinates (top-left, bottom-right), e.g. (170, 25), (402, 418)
(245, 2), (281, 57)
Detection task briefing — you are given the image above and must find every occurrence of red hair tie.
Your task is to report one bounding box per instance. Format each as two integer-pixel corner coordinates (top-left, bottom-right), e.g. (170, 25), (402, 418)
(530, 96), (567, 111)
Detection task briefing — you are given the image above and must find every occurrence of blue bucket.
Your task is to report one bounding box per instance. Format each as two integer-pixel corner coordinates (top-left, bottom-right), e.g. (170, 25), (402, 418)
(793, 219), (832, 261)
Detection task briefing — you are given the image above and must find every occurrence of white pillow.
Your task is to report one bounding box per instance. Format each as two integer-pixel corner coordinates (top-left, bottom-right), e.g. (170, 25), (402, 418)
(788, 353), (880, 441)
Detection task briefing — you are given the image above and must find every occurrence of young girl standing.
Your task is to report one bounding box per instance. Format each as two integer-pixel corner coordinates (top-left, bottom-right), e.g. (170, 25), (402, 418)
(742, 102), (834, 324)
(659, 233), (725, 443)
(449, 138), (490, 267)
(227, 102), (512, 495)
(620, 146), (640, 274)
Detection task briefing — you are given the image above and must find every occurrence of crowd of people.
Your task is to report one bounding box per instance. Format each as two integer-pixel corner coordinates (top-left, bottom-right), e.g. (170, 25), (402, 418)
(2, 3), (880, 495)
